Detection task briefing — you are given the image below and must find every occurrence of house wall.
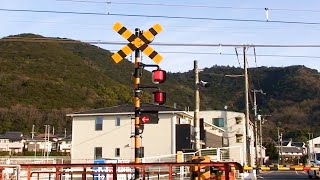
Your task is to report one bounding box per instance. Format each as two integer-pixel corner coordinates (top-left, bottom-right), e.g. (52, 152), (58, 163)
(71, 113), (177, 163)
(196, 110), (255, 165)
(0, 139), (24, 152)
(309, 136), (320, 154)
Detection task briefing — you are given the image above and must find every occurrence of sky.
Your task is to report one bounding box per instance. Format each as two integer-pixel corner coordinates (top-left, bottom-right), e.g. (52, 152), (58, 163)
(1, 0), (320, 72)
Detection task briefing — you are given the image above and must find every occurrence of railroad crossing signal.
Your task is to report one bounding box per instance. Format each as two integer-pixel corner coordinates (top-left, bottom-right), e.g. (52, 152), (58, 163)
(111, 22), (163, 64)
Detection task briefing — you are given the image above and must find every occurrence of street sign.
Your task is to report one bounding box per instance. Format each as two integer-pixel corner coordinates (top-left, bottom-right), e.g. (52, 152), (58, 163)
(111, 22), (163, 64)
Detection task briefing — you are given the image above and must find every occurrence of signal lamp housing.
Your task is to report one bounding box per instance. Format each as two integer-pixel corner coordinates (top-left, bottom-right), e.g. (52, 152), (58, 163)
(152, 69), (166, 84)
(153, 89), (166, 105)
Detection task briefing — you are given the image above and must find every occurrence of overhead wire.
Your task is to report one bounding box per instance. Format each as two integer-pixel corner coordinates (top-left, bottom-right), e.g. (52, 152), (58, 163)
(2, 37), (320, 60)
(4, 37), (320, 49)
(2, 8), (320, 25)
(55, 0), (320, 13)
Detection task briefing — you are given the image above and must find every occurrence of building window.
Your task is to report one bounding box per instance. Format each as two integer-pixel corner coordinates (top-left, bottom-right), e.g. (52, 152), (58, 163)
(236, 134), (243, 143)
(115, 148), (120, 157)
(314, 144), (320, 148)
(213, 118), (224, 127)
(116, 117), (121, 126)
(95, 117), (103, 131)
(94, 147), (102, 159)
(235, 116), (242, 124)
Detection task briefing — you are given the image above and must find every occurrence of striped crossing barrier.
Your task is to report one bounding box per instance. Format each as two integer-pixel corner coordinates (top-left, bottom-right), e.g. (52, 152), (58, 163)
(243, 165), (320, 171)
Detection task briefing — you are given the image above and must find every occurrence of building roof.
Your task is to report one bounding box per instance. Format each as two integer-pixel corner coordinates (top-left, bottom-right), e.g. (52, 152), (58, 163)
(281, 146), (303, 154)
(3, 131), (24, 141)
(68, 103), (185, 116)
(291, 142), (305, 147)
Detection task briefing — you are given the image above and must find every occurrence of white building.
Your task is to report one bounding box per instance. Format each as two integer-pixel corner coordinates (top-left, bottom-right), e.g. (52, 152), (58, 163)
(68, 104), (224, 163)
(0, 132), (25, 154)
(195, 110), (264, 166)
(308, 136), (320, 154)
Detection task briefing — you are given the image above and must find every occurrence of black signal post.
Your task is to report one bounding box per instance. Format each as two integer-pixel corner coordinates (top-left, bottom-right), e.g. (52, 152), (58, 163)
(133, 28), (141, 179)
(111, 22), (164, 179)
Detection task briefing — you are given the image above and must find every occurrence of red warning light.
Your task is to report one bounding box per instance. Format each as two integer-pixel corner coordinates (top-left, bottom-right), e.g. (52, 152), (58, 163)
(153, 89), (166, 105)
(152, 69), (166, 84)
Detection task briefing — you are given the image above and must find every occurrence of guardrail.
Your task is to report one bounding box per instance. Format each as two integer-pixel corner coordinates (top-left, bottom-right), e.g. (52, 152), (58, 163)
(18, 161), (243, 180)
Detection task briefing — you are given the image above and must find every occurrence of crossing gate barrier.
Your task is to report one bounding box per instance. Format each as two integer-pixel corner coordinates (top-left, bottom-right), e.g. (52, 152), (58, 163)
(243, 165), (320, 171)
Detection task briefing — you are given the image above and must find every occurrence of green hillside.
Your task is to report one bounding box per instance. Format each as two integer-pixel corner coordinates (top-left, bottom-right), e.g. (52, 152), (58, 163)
(0, 34), (319, 145)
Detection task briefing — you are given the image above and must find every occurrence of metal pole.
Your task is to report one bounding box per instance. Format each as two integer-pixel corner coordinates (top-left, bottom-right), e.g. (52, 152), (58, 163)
(244, 47), (251, 166)
(194, 60), (201, 151)
(280, 132), (283, 164)
(253, 90), (259, 170)
(134, 28), (141, 179)
(277, 127), (280, 165)
(259, 117), (263, 164)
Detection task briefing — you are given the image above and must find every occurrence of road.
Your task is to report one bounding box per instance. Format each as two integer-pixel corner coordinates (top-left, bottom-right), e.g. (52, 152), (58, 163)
(257, 170), (309, 179)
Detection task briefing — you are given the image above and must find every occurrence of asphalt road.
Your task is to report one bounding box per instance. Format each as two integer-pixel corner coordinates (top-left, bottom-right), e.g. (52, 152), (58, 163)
(257, 170), (309, 179)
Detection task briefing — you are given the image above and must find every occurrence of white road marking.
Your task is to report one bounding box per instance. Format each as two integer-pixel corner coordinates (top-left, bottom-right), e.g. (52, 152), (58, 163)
(262, 171), (274, 175)
(295, 171), (298, 175)
(257, 175), (264, 179)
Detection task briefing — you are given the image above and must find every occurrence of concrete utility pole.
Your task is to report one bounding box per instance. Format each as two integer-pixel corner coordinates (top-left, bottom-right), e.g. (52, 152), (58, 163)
(244, 47), (251, 166)
(31, 125), (36, 158)
(278, 128), (283, 164)
(252, 89), (265, 169)
(194, 60), (201, 151)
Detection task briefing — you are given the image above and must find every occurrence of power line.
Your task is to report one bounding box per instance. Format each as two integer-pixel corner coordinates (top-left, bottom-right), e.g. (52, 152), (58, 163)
(2, 8), (320, 25)
(55, 0), (320, 13)
(3, 37), (320, 48)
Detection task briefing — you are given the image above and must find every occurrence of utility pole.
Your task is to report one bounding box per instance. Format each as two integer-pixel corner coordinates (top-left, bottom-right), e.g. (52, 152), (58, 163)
(47, 125), (50, 161)
(43, 125), (47, 158)
(244, 47), (251, 166)
(194, 60), (201, 151)
(31, 125), (36, 158)
(252, 89), (265, 169)
(278, 128), (283, 164)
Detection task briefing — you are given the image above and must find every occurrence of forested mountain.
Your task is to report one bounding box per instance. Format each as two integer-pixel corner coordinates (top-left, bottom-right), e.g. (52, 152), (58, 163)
(0, 34), (319, 145)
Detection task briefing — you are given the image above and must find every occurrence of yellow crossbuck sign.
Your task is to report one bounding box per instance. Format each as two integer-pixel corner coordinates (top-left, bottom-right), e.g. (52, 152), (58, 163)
(111, 22), (163, 64)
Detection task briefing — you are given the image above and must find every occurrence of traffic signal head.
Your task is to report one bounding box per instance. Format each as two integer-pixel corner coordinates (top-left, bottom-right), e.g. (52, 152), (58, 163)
(152, 69), (166, 84)
(153, 89), (166, 105)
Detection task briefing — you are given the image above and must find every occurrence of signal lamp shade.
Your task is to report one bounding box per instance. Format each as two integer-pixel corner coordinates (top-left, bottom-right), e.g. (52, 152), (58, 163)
(152, 69), (166, 84)
(153, 90), (166, 105)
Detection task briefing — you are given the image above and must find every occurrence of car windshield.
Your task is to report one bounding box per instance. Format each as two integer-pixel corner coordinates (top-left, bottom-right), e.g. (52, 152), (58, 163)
(316, 153), (320, 161)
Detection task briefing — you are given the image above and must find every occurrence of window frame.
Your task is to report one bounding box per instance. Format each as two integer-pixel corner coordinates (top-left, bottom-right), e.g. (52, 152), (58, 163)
(94, 147), (102, 159)
(115, 148), (120, 157)
(116, 117), (121, 126)
(213, 118), (224, 128)
(95, 117), (103, 131)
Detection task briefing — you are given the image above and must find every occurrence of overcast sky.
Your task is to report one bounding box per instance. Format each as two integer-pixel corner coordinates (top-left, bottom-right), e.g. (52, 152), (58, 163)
(1, 0), (320, 72)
